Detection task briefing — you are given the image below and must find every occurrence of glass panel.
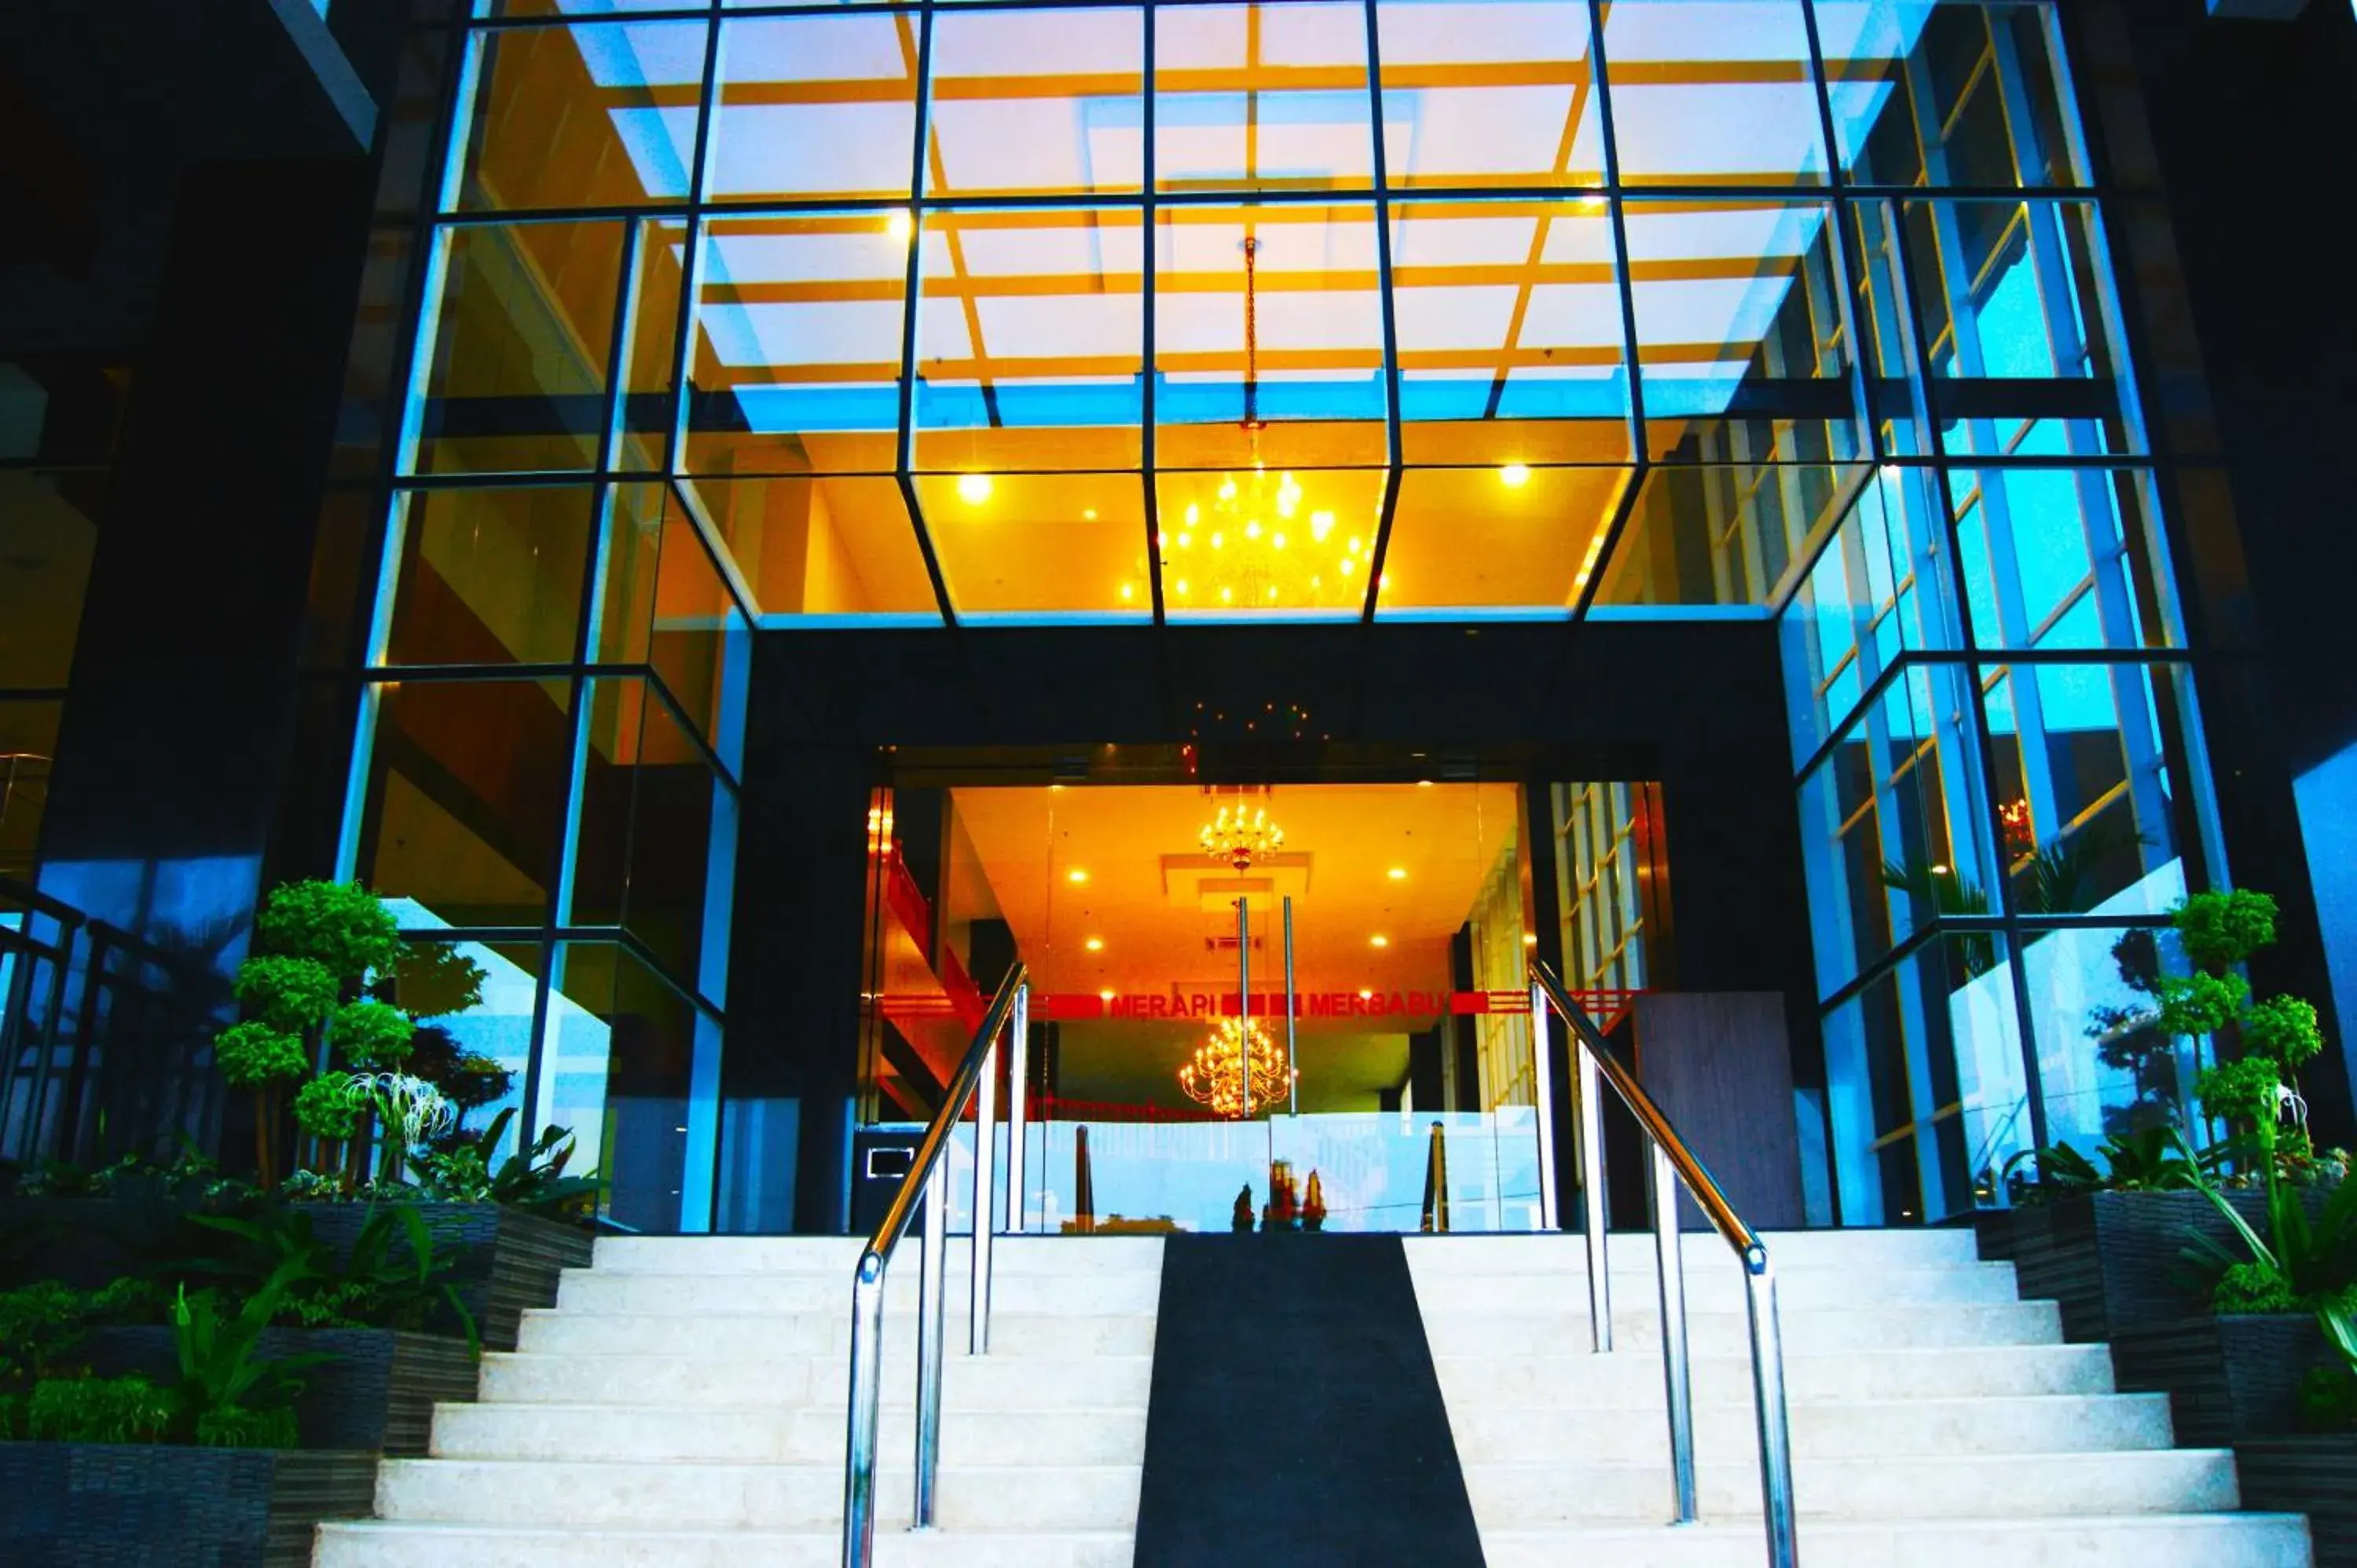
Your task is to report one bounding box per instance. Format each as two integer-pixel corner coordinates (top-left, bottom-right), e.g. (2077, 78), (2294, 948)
(458, 20), (709, 211)
(926, 8), (1145, 198)
(917, 471), (1150, 620)
(2021, 922), (2201, 1156)
(412, 221), (625, 475)
(0, 702), (61, 882)
(1375, 464), (1629, 616)
(1155, 205), (1388, 472)
(708, 13), (920, 202)
(679, 475), (941, 621)
(1154, 3), (1376, 194)
(1599, 0), (1828, 188)
(1596, 460), (1864, 607)
(1157, 467), (1386, 617)
(0, 357), (131, 465)
(543, 941), (719, 1233)
(1373, 0), (1601, 189)
(359, 677), (574, 928)
(1952, 466), (2174, 651)
(640, 486), (749, 764)
(1626, 200), (1859, 465)
(0, 471), (101, 691)
(1813, 2), (2085, 189)
(1390, 199), (1631, 467)
(573, 676), (733, 994)
(383, 933), (544, 1162)
(681, 213), (907, 478)
(1980, 661), (2188, 919)
(911, 209), (1145, 474)
(386, 486), (596, 667)
(1901, 199), (2143, 456)
(617, 217), (688, 473)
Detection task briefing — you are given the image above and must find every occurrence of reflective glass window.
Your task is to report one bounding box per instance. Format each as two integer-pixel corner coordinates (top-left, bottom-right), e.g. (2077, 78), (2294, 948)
(681, 213), (907, 478)
(919, 472), (1151, 621)
(618, 217), (689, 473)
(1813, 2), (2085, 189)
(358, 677), (574, 928)
(679, 475), (941, 621)
(386, 486), (596, 668)
(1952, 466), (2174, 653)
(1157, 467), (1384, 617)
(2021, 922), (2200, 1154)
(926, 8), (1144, 198)
(1375, 465), (1631, 617)
(1373, 1), (1601, 189)
(411, 221), (626, 476)
(1155, 3), (1376, 194)
(1389, 200), (1630, 467)
(708, 14), (920, 202)
(640, 487), (750, 768)
(384, 933), (544, 1161)
(1598, 0), (1828, 188)
(457, 20), (709, 211)
(0, 471), (101, 691)
(1597, 459), (1864, 607)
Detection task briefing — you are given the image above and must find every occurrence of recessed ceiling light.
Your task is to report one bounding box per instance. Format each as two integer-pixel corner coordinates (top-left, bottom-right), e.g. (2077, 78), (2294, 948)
(956, 473), (994, 505)
(885, 209), (915, 240)
(1500, 462), (1531, 488)
(1068, 868), (1089, 884)
(1084, 936), (1104, 952)
(1387, 867), (1407, 881)
(1523, 933), (1539, 947)
(1417, 780), (1434, 789)
(1359, 989), (1374, 1000)
(1369, 934), (1389, 948)
(1099, 988), (1115, 1002)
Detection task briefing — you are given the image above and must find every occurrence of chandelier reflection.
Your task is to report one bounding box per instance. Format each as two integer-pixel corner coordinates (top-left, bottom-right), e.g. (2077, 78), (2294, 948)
(1200, 798), (1284, 871)
(1178, 1017), (1295, 1119)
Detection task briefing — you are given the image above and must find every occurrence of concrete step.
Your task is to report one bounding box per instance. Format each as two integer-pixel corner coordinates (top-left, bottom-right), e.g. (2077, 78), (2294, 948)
(375, 1458), (1142, 1532)
(514, 1309), (1158, 1360)
(1445, 1392), (2174, 1463)
(1402, 1229), (1985, 1270)
(430, 1405), (1146, 1466)
(1429, 1343), (2116, 1405)
(555, 1268), (1162, 1317)
(590, 1236), (1166, 1278)
(317, 1521), (1134, 1568)
(1420, 1299), (2062, 1357)
(1408, 1262), (2022, 1312)
(477, 1350), (1155, 1410)
(1475, 1515), (2313, 1567)
(1463, 1449), (2242, 1526)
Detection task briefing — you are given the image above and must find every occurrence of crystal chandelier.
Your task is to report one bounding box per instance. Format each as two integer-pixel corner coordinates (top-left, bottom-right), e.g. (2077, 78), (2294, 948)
(1178, 1017), (1294, 1119)
(1200, 797), (1283, 871)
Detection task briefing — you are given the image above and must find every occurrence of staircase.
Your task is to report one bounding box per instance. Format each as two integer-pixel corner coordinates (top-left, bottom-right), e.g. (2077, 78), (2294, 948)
(313, 1235), (1163, 1568)
(1406, 1228), (2315, 1566)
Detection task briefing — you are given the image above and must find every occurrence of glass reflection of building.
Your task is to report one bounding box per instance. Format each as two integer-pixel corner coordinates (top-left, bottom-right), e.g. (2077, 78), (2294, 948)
(7, 0), (2341, 1236)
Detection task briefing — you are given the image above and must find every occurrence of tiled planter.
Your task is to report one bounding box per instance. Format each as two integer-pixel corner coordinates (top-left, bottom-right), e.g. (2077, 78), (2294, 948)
(288, 1203), (592, 1352)
(0, 1442), (376, 1568)
(2108, 1313), (2341, 1446)
(2000, 1190), (2276, 1342)
(82, 1327), (478, 1455)
(2235, 1436), (2357, 1568)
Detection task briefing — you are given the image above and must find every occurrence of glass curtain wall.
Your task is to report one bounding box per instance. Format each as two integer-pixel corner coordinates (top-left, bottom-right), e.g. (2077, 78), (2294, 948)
(1772, 2), (2223, 1224)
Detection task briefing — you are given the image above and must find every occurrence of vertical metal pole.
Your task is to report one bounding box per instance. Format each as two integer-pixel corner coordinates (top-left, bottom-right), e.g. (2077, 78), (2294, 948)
(915, 1162), (949, 1526)
(843, 1251), (888, 1564)
(1651, 1144), (1699, 1526)
(1005, 984), (1029, 1235)
(1283, 897), (1297, 1117)
(1528, 984), (1559, 1232)
(1237, 897), (1252, 1119)
(1745, 1251), (1802, 1568)
(970, 1030), (998, 1356)
(1578, 1042), (1613, 1354)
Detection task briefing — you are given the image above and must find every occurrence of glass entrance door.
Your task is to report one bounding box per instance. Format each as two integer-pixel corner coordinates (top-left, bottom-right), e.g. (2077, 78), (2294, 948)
(862, 775), (1552, 1233)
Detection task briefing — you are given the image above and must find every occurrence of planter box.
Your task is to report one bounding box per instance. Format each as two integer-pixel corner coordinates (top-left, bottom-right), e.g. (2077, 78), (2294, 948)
(0, 1442), (376, 1568)
(1963, 1207), (2019, 1262)
(0, 1196), (211, 1291)
(2110, 1313), (2342, 1446)
(2235, 1436), (2357, 1568)
(2003, 1190), (2275, 1343)
(288, 1203), (592, 1353)
(81, 1327), (478, 1455)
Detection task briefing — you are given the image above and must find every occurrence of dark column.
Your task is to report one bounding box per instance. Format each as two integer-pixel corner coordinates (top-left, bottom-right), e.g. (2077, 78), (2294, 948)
(36, 156), (374, 958)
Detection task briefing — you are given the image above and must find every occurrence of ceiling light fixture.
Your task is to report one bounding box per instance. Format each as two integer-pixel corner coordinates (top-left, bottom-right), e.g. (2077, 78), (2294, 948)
(1084, 936), (1105, 952)
(1387, 867), (1407, 881)
(1068, 868), (1089, 884)
(1178, 1017), (1293, 1119)
(1200, 788), (1283, 872)
(1369, 934), (1390, 948)
(956, 473), (993, 505)
(1500, 462), (1532, 489)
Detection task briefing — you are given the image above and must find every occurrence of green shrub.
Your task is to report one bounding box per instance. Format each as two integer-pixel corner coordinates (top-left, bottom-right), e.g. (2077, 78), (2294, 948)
(24, 1376), (175, 1444)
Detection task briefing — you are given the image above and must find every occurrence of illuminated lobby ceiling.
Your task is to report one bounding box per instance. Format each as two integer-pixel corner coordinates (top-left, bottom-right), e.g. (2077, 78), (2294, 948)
(423, 2), (2101, 627)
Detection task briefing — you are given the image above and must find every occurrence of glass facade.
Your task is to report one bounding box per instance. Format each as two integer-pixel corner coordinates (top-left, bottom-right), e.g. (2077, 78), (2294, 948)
(336, 0), (2230, 1229)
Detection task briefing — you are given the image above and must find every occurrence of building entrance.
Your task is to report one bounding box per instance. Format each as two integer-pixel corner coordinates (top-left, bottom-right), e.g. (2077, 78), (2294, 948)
(860, 776), (1615, 1234)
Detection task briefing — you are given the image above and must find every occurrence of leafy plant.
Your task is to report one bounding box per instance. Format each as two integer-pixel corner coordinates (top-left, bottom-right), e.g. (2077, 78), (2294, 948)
(0, 1277), (156, 1398)
(168, 1261), (335, 1449)
(192, 1202), (479, 1354)
(2001, 1127), (2209, 1204)
(5, 1375), (176, 1444)
(410, 1108), (600, 1222)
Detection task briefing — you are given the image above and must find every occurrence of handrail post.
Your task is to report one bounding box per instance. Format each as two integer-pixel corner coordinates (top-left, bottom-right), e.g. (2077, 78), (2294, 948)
(1005, 984), (1029, 1234)
(915, 1161), (950, 1526)
(970, 1025), (999, 1356)
(1577, 1035), (1612, 1354)
(843, 1251), (886, 1566)
(1745, 1249), (1802, 1568)
(1651, 1144), (1699, 1526)
(1527, 980), (1558, 1231)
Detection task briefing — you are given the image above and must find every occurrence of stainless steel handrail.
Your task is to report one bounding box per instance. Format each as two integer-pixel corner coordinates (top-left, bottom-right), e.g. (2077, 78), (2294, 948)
(843, 964), (1028, 1567)
(1529, 962), (1800, 1568)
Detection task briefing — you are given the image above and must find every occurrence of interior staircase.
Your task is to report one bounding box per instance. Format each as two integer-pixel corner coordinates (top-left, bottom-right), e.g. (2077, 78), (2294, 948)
(313, 1235), (1164, 1567)
(1406, 1227), (2315, 1566)
(310, 1225), (2317, 1567)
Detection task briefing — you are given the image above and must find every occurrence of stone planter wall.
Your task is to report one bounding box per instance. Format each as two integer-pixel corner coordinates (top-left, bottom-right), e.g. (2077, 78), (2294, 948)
(2108, 1313), (2341, 1447)
(2236, 1436), (2357, 1568)
(82, 1326), (478, 1455)
(2002, 1190), (2275, 1343)
(0, 1442), (376, 1568)
(291, 1203), (592, 1352)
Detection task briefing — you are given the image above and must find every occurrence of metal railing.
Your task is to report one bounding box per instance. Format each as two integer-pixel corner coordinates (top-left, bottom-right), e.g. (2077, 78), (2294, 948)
(1529, 962), (1800, 1567)
(842, 964), (1029, 1567)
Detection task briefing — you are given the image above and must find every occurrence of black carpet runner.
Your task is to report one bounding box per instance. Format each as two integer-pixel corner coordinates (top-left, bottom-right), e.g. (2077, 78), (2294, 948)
(1132, 1235), (1486, 1567)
